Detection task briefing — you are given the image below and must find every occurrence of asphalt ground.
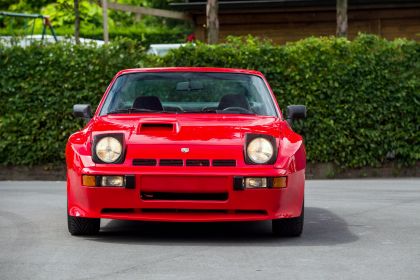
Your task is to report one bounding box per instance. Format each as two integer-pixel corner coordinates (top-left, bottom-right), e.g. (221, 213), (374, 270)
(0, 179), (419, 280)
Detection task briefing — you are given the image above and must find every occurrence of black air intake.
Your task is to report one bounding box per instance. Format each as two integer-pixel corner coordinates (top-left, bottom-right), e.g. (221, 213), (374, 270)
(186, 159), (210, 166)
(159, 159), (183, 166)
(212, 159), (236, 167)
(133, 159), (157, 166)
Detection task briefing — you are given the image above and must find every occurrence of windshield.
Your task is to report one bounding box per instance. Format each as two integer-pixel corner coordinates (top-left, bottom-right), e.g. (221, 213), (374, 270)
(99, 72), (278, 116)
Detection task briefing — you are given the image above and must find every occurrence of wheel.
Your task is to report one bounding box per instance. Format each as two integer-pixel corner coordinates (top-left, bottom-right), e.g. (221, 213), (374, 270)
(272, 205), (304, 237)
(68, 214), (100, 236)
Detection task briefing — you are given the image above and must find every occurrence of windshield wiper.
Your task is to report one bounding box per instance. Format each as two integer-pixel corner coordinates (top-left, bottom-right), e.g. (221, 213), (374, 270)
(107, 108), (174, 115)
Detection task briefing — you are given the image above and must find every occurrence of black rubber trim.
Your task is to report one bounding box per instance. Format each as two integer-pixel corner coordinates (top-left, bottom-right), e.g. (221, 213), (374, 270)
(91, 133), (125, 164)
(213, 159), (236, 166)
(140, 192), (228, 201)
(95, 176), (101, 186)
(186, 159), (210, 166)
(244, 133), (278, 165)
(132, 159), (157, 166)
(234, 176), (244, 190)
(160, 159), (183, 166)
(125, 175), (135, 189)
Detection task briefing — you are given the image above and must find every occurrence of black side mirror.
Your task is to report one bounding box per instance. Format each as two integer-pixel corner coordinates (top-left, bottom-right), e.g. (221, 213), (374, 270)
(73, 104), (92, 120)
(286, 105), (306, 125)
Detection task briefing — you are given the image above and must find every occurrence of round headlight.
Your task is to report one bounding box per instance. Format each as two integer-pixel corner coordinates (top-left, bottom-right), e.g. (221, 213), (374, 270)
(95, 137), (122, 163)
(247, 137), (274, 164)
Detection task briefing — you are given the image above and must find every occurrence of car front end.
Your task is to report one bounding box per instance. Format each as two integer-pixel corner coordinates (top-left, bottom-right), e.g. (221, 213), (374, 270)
(66, 68), (306, 236)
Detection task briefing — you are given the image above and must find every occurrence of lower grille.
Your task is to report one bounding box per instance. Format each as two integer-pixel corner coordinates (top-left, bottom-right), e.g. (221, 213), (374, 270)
(160, 159), (183, 166)
(141, 192), (228, 201)
(140, 209), (228, 214)
(101, 208), (135, 214)
(101, 208), (268, 216)
(212, 159), (236, 166)
(132, 158), (237, 167)
(186, 159), (210, 166)
(133, 159), (157, 166)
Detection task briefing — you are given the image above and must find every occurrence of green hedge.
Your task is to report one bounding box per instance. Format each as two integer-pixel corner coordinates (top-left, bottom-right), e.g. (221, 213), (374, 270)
(0, 34), (419, 167)
(157, 35), (420, 168)
(0, 39), (147, 165)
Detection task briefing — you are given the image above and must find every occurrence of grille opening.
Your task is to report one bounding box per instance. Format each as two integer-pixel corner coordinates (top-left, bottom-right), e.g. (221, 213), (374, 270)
(141, 192), (228, 201)
(186, 159), (210, 166)
(133, 159), (157, 166)
(159, 159), (183, 166)
(140, 123), (174, 132)
(101, 208), (135, 214)
(212, 159), (236, 166)
(101, 208), (268, 216)
(140, 209), (228, 214)
(131, 159), (237, 167)
(234, 210), (267, 215)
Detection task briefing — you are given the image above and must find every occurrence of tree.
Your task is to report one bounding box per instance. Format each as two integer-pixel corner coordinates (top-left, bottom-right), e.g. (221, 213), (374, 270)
(206, 0), (218, 44)
(102, 0), (109, 44)
(336, 0), (348, 37)
(74, 0), (80, 44)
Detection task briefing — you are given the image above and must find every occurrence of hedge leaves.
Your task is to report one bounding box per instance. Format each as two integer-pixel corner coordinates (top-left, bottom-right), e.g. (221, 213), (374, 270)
(0, 35), (418, 167)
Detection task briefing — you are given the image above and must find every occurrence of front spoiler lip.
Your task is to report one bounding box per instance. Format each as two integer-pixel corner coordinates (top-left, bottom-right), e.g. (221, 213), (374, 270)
(99, 212), (272, 222)
(69, 207), (297, 222)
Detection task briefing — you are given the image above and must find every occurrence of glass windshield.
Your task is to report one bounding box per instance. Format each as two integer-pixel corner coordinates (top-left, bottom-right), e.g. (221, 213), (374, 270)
(100, 72), (277, 116)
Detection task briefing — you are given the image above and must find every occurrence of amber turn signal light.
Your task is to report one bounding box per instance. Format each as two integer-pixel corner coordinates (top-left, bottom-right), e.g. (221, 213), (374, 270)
(273, 177), (287, 188)
(82, 175), (96, 187)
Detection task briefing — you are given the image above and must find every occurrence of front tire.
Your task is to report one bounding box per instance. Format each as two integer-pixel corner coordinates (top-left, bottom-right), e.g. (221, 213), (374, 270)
(272, 206), (304, 237)
(68, 214), (100, 236)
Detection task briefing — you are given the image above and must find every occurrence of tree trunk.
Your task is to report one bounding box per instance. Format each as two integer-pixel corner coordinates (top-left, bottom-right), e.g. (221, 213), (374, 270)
(336, 0), (348, 37)
(206, 0), (219, 44)
(102, 0), (109, 44)
(74, 0), (80, 44)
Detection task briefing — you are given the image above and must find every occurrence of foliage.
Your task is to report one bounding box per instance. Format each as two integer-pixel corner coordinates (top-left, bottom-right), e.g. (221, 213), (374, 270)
(0, 34), (418, 168)
(41, 0), (105, 29)
(0, 0), (55, 13)
(0, 39), (148, 165)
(0, 0), (192, 38)
(149, 34), (420, 168)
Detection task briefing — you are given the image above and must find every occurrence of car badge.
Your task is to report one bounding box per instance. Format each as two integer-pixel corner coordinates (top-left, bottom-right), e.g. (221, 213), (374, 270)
(181, 148), (189, 153)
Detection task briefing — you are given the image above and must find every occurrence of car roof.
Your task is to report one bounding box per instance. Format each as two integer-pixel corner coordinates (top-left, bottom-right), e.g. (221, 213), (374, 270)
(115, 67), (264, 77)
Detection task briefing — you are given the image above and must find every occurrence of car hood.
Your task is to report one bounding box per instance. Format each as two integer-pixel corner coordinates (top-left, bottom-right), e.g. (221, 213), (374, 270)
(90, 114), (281, 160)
(91, 114), (280, 143)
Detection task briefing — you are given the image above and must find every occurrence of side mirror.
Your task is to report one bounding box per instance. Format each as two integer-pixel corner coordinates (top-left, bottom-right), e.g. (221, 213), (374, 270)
(286, 105), (306, 125)
(73, 104), (92, 120)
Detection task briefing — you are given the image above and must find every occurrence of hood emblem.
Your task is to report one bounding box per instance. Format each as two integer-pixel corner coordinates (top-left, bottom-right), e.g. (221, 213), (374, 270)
(181, 148), (189, 153)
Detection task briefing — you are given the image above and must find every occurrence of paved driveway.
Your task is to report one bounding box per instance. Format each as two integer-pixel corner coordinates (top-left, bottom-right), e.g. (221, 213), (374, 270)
(0, 179), (419, 280)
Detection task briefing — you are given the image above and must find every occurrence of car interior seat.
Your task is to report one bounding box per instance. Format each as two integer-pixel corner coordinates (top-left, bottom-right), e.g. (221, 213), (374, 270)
(217, 93), (251, 111)
(132, 96), (164, 111)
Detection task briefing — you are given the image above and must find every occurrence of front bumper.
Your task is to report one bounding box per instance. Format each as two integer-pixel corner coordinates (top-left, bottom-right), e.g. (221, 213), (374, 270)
(67, 166), (305, 222)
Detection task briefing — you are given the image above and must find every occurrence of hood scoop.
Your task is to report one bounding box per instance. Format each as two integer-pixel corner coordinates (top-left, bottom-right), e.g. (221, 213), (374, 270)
(137, 120), (179, 135)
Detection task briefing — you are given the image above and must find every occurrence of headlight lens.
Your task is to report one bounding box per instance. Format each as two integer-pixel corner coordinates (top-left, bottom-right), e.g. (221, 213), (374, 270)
(95, 136), (122, 163)
(246, 137), (274, 164)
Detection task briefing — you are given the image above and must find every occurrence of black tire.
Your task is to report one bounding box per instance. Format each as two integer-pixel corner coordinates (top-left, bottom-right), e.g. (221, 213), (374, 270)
(272, 206), (304, 237)
(68, 214), (100, 236)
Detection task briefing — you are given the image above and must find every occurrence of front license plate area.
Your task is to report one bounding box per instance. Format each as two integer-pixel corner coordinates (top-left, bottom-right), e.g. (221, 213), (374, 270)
(140, 175), (230, 193)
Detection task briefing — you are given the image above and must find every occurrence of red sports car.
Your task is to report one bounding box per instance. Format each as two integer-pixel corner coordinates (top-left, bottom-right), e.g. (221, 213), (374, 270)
(66, 67), (306, 236)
